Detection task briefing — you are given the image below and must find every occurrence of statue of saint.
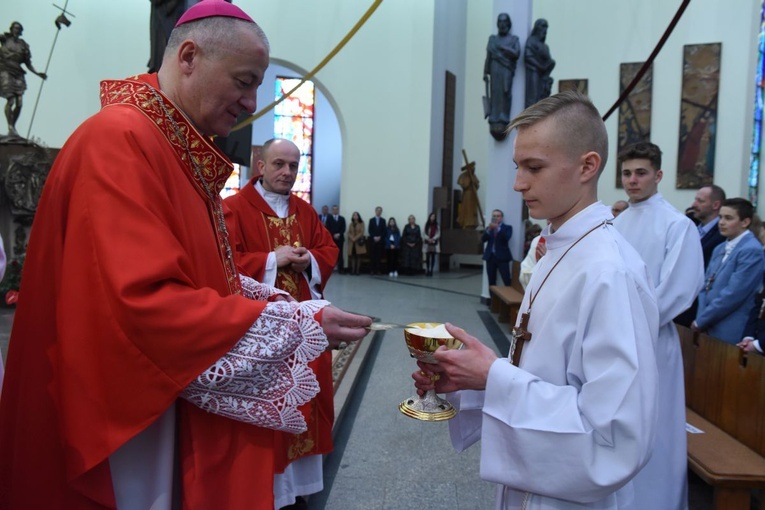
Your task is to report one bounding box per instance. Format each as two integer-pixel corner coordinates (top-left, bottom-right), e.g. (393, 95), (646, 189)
(457, 161), (481, 229)
(524, 19), (556, 108)
(483, 13), (520, 141)
(148, 0), (187, 73)
(0, 22), (47, 138)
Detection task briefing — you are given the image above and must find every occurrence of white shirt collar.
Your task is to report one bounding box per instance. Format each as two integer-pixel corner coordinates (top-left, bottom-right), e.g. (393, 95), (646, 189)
(725, 229), (751, 252)
(699, 216), (719, 236)
(254, 179), (289, 218)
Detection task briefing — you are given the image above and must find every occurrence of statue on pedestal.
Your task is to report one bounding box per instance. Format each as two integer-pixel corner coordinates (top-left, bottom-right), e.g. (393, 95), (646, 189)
(0, 22), (47, 139)
(483, 13), (520, 142)
(524, 19), (555, 108)
(456, 151), (484, 230)
(148, 0), (187, 73)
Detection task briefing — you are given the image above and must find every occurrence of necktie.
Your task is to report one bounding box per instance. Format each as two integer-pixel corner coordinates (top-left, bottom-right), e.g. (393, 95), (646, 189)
(535, 236), (546, 260)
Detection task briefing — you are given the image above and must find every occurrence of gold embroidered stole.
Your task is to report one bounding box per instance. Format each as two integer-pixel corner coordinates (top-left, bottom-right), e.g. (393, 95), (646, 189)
(261, 213), (305, 300)
(99, 74), (241, 295)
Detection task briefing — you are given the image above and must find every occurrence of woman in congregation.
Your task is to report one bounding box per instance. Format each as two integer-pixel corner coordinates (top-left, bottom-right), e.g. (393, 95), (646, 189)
(422, 212), (440, 276)
(385, 217), (401, 277)
(401, 215), (423, 276)
(346, 211), (366, 275)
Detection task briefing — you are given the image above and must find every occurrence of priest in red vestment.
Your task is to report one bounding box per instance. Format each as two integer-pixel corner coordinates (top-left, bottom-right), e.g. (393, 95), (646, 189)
(0, 3), (371, 510)
(224, 138), (339, 508)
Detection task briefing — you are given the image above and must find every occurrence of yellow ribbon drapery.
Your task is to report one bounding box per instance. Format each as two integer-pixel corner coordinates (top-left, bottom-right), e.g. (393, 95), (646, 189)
(231, 0), (383, 133)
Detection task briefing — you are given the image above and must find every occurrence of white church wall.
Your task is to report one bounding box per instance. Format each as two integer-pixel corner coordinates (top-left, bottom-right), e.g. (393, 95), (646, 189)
(251, 0), (437, 231)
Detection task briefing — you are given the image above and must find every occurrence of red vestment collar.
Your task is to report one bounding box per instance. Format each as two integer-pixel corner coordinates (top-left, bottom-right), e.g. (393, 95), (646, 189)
(99, 73), (234, 197)
(99, 73), (241, 295)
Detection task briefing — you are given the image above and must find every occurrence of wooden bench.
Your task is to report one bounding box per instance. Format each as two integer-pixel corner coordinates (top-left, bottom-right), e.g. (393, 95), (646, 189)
(678, 325), (765, 509)
(489, 261), (525, 328)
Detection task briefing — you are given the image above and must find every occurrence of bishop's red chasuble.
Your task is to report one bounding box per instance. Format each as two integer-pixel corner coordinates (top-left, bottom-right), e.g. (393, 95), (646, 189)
(0, 74), (283, 509)
(224, 179), (338, 472)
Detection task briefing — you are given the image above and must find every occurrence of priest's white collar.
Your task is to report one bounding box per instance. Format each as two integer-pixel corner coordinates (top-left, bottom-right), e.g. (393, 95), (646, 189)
(254, 179), (290, 218)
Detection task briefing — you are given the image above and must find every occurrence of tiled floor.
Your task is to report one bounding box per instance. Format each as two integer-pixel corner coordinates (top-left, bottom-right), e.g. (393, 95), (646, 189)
(0, 268), (749, 509)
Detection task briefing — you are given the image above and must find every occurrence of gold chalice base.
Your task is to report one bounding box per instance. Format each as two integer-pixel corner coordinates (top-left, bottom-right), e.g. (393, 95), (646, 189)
(400, 322), (463, 421)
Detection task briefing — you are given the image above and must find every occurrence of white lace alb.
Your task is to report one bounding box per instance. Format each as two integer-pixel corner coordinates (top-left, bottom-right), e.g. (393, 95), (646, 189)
(181, 275), (329, 433)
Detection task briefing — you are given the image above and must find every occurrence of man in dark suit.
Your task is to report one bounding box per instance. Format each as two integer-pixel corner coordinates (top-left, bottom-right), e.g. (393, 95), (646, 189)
(367, 206), (386, 275)
(318, 204), (329, 226)
(676, 185), (727, 327)
(739, 275), (765, 355)
(692, 185), (726, 268)
(325, 205), (346, 272)
(482, 209), (513, 286)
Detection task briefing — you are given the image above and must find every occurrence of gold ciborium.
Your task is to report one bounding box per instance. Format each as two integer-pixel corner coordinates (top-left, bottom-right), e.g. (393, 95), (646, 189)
(399, 322), (463, 421)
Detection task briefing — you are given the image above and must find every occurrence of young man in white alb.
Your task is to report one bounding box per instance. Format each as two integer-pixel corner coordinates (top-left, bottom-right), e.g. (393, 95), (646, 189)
(614, 141), (704, 510)
(414, 91), (659, 509)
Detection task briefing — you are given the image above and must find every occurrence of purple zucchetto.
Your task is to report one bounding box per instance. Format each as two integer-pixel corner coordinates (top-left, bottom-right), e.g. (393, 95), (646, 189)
(175, 0), (254, 28)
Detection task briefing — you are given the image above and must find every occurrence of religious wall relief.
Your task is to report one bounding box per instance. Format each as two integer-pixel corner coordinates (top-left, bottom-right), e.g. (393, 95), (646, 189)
(676, 43), (721, 189)
(616, 62), (653, 188)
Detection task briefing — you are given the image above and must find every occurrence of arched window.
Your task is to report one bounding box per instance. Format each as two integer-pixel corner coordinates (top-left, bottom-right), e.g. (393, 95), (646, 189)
(274, 77), (315, 203)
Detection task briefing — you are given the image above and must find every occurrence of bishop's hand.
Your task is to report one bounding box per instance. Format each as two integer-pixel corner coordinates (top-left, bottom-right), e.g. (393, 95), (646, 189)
(320, 305), (372, 350)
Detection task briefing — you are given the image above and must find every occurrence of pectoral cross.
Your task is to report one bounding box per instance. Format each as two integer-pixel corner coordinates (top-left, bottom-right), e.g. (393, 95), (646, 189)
(510, 312), (532, 366)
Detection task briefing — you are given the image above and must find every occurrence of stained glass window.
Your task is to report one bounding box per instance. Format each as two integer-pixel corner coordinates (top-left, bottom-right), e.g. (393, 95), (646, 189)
(748, 0), (765, 206)
(274, 77), (315, 203)
(221, 163), (241, 198)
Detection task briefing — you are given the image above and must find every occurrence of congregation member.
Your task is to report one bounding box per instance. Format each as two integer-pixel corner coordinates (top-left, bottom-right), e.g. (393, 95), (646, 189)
(0, 2), (372, 509)
(326, 205), (346, 273)
(401, 214), (423, 275)
(423, 212), (440, 276)
(676, 183), (728, 327)
(611, 199), (628, 217)
(368, 205), (386, 275)
(693, 198), (765, 344)
(613, 141), (703, 510)
(318, 204), (329, 225)
(482, 209), (513, 286)
(223, 137), (339, 509)
(413, 90), (659, 509)
(347, 211), (366, 275)
(692, 184), (727, 267)
(739, 281), (765, 355)
(385, 217), (401, 277)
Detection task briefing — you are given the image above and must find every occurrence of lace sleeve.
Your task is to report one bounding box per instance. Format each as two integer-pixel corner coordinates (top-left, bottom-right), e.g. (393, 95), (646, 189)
(181, 299), (330, 433)
(239, 273), (290, 301)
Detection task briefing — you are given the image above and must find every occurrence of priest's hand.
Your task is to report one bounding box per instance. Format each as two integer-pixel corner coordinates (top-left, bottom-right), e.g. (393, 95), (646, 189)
(320, 305), (372, 349)
(422, 323), (497, 392)
(274, 245), (297, 268)
(290, 247), (310, 273)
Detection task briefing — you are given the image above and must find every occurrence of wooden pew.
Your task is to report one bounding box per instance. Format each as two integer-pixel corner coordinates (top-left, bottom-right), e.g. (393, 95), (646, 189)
(678, 325), (765, 509)
(489, 261), (525, 328)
